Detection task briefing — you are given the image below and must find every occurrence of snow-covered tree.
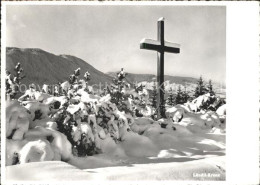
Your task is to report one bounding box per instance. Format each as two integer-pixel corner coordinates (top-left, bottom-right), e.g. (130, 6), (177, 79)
(166, 88), (174, 106)
(207, 79), (215, 95)
(182, 85), (190, 104)
(175, 85), (183, 105)
(109, 68), (129, 112)
(84, 71), (91, 83)
(194, 76), (207, 98)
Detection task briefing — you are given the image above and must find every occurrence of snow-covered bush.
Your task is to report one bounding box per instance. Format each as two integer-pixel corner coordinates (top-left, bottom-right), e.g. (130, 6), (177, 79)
(6, 63), (25, 99)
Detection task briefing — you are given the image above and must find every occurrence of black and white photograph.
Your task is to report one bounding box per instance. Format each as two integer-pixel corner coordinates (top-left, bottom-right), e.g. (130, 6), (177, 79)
(1, 2), (259, 184)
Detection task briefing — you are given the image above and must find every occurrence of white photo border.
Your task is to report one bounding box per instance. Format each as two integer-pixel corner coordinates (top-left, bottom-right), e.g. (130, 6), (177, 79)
(1, 1), (259, 185)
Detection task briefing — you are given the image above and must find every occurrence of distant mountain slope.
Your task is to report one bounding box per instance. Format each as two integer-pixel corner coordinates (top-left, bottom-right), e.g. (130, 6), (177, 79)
(6, 47), (113, 87)
(107, 72), (198, 85)
(6, 47), (225, 98)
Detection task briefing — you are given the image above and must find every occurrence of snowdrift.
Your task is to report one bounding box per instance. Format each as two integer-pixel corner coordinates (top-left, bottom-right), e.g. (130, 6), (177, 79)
(6, 156), (225, 181)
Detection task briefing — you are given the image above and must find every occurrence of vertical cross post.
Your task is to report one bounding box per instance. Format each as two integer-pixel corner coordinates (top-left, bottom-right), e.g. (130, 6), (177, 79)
(157, 19), (164, 118)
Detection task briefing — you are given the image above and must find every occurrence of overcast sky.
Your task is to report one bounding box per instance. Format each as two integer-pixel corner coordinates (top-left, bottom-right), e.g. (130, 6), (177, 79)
(6, 5), (226, 84)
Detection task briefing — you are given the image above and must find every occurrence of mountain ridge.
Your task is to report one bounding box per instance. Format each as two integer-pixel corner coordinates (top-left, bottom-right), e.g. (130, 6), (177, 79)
(6, 47), (224, 95)
(6, 47), (113, 88)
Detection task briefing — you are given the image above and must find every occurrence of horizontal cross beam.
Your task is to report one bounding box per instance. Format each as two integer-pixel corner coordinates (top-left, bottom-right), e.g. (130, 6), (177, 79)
(140, 39), (180, 53)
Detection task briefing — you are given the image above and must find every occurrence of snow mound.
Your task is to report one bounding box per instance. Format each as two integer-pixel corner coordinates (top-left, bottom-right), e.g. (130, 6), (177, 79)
(6, 100), (30, 140)
(24, 127), (72, 161)
(216, 104), (226, 116)
(143, 124), (181, 149)
(97, 136), (126, 158)
(6, 139), (27, 166)
(19, 139), (55, 164)
(130, 117), (154, 134)
(119, 132), (158, 157)
(29, 118), (57, 130)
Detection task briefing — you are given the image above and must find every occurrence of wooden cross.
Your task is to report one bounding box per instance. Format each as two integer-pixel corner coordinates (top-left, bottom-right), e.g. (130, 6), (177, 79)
(140, 17), (180, 118)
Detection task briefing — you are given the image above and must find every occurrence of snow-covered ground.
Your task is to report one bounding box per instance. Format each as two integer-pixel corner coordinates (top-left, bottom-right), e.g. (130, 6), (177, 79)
(6, 156), (225, 181)
(5, 115), (225, 181)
